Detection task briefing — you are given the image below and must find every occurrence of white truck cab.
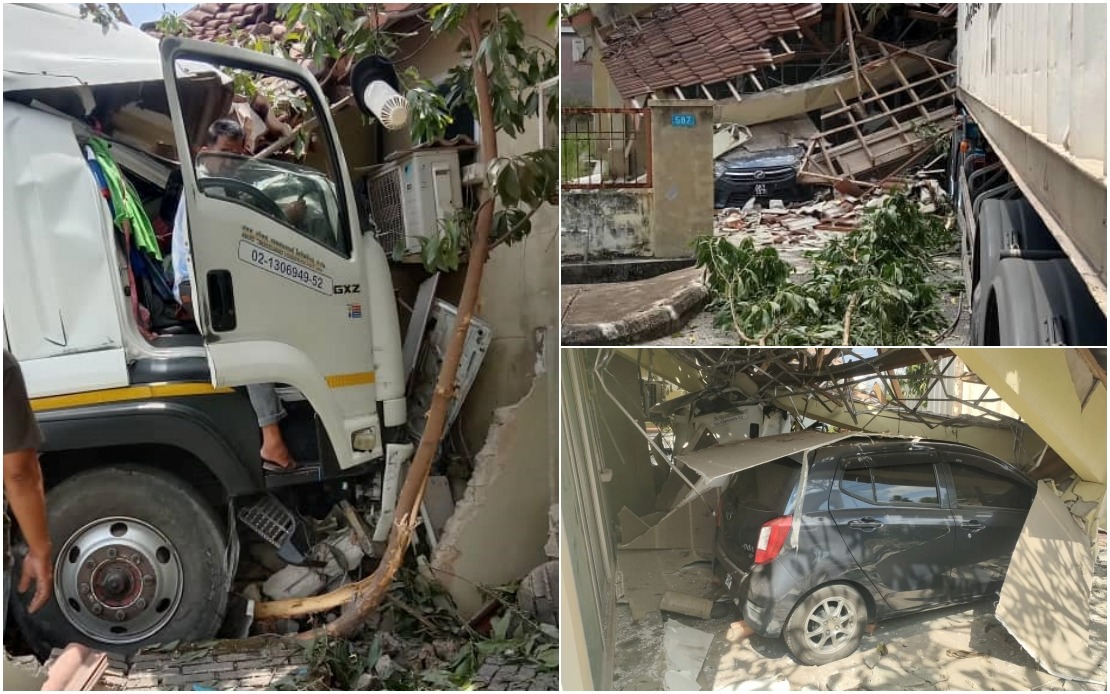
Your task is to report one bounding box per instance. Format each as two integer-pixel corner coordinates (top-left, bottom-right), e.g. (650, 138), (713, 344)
(3, 6), (411, 654)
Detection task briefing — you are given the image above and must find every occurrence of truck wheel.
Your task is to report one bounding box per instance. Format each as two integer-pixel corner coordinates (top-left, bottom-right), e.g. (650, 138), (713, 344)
(782, 584), (867, 666)
(10, 466), (230, 656)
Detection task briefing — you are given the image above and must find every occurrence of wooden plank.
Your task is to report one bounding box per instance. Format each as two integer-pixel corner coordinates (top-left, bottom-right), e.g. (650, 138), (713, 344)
(844, 5), (862, 96)
(834, 88), (878, 165)
(857, 69), (914, 146)
(820, 68), (956, 119)
(817, 90), (954, 139)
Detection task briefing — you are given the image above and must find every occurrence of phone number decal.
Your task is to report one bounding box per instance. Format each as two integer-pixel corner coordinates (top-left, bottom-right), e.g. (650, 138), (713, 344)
(238, 240), (333, 295)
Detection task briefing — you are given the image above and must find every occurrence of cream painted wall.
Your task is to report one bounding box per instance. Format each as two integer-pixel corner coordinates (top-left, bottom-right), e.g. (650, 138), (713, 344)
(955, 349), (1107, 485)
(382, 4), (558, 453)
(385, 4), (560, 614)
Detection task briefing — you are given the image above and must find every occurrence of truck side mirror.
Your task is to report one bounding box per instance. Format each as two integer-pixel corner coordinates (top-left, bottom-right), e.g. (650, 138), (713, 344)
(351, 55), (409, 131)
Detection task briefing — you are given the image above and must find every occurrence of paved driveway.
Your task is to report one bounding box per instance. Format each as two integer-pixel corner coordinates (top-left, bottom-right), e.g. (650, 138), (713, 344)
(613, 535), (1107, 691)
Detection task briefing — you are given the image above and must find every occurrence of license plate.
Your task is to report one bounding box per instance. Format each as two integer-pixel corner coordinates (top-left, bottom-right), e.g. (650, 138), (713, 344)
(725, 573), (733, 590)
(754, 184), (768, 196)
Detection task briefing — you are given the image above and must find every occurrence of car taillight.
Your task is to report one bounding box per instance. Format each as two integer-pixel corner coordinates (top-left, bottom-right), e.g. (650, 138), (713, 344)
(753, 515), (793, 565)
(717, 496), (723, 528)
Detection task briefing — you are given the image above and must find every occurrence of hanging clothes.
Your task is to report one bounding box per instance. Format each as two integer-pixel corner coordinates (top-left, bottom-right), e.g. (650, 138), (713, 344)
(86, 137), (162, 261)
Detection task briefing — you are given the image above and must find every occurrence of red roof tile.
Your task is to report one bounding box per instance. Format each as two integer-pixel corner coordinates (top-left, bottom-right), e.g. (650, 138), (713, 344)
(599, 3), (823, 100)
(144, 3), (417, 45)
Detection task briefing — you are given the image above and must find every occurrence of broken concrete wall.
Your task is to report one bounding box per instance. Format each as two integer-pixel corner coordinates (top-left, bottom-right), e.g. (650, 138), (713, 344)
(430, 356), (556, 618)
(1056, 477), (1108, 547)
(562, 189), (653, 261)
(382, 3), (558, 618)
(388, 4), (559, 458)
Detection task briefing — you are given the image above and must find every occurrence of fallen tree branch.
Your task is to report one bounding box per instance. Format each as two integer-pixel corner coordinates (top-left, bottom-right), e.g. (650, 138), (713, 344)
(252, 95), (353, 160)
(842, 294), (858, 344)
(254, 11), (500, 637)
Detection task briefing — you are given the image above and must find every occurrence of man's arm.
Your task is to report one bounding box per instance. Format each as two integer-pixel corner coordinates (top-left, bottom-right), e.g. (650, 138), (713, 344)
(4, 351), (53, 612)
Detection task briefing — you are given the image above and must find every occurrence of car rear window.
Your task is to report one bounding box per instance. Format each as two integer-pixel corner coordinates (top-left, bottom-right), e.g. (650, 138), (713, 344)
(841, 463), (941, 506)
(726, 458), (800, 513)
(950, 462), (1031, 510)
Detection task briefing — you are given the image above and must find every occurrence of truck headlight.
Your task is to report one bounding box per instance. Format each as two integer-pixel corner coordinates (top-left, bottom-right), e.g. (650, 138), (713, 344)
(713, 161), (725, 179)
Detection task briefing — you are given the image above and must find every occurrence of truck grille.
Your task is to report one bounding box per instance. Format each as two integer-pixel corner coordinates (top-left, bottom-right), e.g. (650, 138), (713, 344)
(722, 166), (794, 183)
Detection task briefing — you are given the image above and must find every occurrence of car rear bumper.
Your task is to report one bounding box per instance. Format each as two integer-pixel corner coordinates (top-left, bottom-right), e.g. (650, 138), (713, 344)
(714, 536), (800, 638)
(714, 538), (751, 603)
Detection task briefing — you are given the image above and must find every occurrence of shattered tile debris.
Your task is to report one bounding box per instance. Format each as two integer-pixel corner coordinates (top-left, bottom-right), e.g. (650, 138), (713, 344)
(713, 176), (948, 264)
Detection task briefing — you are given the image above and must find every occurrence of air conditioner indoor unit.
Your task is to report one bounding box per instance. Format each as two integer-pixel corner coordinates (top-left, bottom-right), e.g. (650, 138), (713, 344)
(366, 148), (463, 259)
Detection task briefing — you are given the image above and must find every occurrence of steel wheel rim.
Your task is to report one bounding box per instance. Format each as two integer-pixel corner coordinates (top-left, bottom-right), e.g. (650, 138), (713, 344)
(804, 596), (856, 654)
(55, 517), (183, 644)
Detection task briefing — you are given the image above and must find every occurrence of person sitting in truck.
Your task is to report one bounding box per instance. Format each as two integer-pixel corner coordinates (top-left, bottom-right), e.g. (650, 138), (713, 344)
(172, 119), (300, 474)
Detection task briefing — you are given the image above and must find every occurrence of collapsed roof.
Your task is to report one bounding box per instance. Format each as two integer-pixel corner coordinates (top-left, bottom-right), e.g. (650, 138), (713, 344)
(614, 347), (1106, 483)
(597, 3), (823, 102)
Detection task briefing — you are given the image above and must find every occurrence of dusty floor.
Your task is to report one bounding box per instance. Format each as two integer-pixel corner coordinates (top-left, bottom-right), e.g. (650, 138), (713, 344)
(613, 536), (1107, 691)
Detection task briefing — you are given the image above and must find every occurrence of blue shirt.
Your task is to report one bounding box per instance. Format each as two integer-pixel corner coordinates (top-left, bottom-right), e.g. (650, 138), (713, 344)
(171, 195), (191, 304)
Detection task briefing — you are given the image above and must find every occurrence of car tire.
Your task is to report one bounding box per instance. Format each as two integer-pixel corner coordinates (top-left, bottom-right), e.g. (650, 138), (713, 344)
(783, 583), (867, 666)
(10, 466), (230, 656)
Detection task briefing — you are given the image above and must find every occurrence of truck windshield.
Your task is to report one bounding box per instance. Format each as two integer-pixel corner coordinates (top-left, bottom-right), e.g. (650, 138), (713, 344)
(196, 152), (340, 250)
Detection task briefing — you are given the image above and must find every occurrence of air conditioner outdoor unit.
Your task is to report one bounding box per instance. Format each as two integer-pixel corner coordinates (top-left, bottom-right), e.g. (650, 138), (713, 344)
(366, 149), (463, 258)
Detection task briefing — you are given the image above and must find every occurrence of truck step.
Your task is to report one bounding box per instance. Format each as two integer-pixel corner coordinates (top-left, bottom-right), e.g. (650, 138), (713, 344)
(264, 462), (324, 490)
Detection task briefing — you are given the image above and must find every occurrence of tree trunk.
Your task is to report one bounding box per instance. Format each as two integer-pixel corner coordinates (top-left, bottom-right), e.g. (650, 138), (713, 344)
(254, 10), (500, 637)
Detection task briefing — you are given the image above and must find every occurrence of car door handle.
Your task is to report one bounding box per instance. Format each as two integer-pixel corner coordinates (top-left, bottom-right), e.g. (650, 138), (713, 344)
(960, 520), (985, 532)
(847, 518), (883, 531)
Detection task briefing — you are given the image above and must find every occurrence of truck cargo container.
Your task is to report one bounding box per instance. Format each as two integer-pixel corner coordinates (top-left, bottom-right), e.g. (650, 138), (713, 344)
(951, 3), (1106, 345)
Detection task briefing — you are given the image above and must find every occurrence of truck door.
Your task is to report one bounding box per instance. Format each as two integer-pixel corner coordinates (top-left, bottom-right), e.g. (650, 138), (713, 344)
(161, 39), (381, 468)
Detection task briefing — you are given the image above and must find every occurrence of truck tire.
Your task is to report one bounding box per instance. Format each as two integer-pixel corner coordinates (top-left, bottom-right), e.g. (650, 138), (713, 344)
(782, 584), (867, 666)
(10, 466), (230, 656)
(981, 258), (1104, 345)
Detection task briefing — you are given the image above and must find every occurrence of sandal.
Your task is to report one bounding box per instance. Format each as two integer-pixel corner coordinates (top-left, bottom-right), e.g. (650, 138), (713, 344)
(262, 460), (298, 474)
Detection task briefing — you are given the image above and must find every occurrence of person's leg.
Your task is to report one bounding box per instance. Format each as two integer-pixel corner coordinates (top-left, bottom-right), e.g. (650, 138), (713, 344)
(246, 383), (296, 470)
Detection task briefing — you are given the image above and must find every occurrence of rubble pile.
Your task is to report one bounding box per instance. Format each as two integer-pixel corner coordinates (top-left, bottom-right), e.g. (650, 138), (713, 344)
(714, 177), (949, 265)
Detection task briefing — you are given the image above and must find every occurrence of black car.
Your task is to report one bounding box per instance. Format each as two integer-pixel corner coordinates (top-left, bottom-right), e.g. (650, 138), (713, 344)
(713, 146), (810, 209)
(714, 439), (1035, 665)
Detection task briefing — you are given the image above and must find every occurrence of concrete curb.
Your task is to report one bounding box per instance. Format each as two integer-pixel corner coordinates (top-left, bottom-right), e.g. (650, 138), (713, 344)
(562, 278), (708, 346)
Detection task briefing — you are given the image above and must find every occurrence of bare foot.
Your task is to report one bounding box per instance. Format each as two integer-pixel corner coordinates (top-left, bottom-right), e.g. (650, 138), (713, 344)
(260, 423), (296, 469)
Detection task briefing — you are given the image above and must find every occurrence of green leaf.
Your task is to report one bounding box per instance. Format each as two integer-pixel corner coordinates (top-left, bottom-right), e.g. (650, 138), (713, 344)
(497, 164), (521, 206)
(491, 612), (512, 642)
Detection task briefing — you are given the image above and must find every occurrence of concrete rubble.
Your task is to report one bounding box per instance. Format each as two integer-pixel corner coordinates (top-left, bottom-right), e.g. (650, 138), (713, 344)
(712, 176), (949, 273)
(662, 620), (714, 691)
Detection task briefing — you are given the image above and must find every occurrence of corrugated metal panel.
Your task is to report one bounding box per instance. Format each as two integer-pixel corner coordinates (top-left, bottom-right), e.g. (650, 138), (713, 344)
(958, 3), (1106, 177)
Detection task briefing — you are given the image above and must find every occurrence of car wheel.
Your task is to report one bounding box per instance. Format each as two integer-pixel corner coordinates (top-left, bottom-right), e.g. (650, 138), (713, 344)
(10, 466), (230, 656)
(783, 584), (867, 666)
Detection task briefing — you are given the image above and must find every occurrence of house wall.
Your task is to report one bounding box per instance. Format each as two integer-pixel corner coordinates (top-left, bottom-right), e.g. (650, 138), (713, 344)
(561, 25), (594, 106)
(590, 54), (625, 109)
(591, 353), (658, 520)
(561, 189), (653, 261)
(560, 349), (620, 690)
(382, 3), (559, 616)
